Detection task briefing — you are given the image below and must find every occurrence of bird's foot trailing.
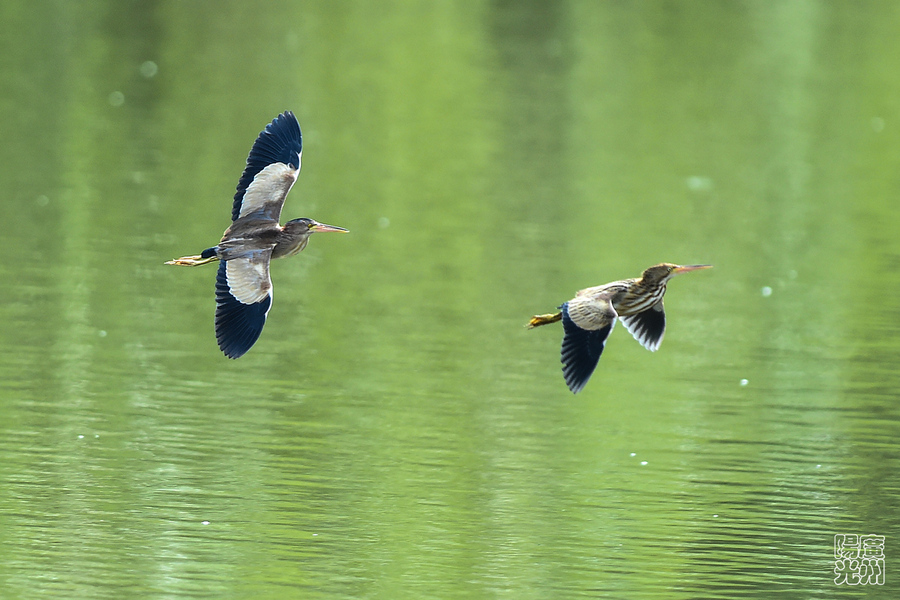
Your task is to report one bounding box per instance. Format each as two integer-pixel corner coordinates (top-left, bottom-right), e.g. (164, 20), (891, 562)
(165, 255), (219, 266)
(527, 312), (562, 328)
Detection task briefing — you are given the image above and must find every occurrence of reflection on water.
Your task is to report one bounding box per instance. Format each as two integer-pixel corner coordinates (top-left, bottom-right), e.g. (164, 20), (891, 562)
(1, 1), (899, 598)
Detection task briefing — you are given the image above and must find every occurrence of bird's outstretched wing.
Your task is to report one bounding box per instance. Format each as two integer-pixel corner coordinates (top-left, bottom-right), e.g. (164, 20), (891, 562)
(560, 295), (617, 393)
(215, 250), (274, 358)
(620, 301), (666, 352)
(232, 111), (303, 222)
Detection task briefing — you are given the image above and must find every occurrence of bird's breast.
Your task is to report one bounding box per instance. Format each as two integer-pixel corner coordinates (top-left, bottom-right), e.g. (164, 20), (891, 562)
(615, 284), (666, 315)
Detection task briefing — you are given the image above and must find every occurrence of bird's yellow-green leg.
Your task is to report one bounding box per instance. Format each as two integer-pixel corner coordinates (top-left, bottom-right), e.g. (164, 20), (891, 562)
(165, 255), (219, 266)
(527, 312), (562, 328)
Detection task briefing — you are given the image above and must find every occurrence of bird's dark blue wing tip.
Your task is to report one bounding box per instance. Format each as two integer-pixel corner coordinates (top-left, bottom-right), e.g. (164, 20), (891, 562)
(232, 111), (303, 221)
(214, 262), (271, 359)
(559, 302), (611, 394)
(265, 111), (302, 162)
(636, 306), (666, 347)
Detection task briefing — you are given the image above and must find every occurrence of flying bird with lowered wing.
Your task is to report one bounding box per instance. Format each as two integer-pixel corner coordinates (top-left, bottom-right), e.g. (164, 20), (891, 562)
(167, 111), (348, 358)
(528, 263), (711, 393)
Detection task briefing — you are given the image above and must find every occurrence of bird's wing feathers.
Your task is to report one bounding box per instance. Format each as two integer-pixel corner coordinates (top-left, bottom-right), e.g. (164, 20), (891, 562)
(215, 250), (274, 359)
(224, 251), (272, 304)
(620, 300), (666, 352)
(236, 162), (299, 222)
(564, 294), (617, 331)
(559, 295), (617, 394)
(232, 111), (303, 222)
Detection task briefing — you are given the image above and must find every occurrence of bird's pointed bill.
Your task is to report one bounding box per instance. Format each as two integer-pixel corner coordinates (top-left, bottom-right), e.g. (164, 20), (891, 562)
(674, 264), (712, 274)
(310, 222), (349, 233)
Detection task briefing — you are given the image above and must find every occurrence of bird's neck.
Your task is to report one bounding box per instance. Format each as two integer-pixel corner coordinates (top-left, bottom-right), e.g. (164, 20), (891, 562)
(615, 278), (667, 314)
(272, 232), (309, 259)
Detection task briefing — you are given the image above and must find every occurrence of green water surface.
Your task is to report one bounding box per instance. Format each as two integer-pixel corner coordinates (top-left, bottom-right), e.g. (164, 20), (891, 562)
(1, 1), (898, 598)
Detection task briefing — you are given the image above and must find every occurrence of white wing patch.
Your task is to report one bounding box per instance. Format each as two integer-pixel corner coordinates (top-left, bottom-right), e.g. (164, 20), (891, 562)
(225, 253), (273, 305)
(238, 161), (300, 220)
(565, 294), (618, 331)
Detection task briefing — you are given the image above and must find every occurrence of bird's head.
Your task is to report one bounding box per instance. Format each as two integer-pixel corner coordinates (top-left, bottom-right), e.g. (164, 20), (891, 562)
(284, 218), (349, 236)
(641, 263), (712, 285)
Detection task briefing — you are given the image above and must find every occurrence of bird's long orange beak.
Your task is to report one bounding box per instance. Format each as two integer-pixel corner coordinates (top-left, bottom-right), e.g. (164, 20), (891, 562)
(674, 264), (712, 274)
(310, 222), (349, 233)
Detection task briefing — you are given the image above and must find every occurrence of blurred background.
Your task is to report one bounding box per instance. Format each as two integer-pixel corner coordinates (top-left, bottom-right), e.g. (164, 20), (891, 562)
(1, 1), (898, 598)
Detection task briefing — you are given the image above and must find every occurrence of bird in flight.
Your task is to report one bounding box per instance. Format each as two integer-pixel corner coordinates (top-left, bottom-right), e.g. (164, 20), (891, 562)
(528, 263), (711, 393)
(166, 111), (348, 358)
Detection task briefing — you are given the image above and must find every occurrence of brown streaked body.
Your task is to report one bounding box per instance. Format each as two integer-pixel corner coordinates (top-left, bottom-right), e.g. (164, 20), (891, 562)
(528, 263), (711, 393)
(166, 111), (347, 358)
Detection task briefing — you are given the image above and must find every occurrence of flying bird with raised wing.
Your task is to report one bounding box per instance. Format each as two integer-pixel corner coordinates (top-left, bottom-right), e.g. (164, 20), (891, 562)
(167, 111), (347, 358)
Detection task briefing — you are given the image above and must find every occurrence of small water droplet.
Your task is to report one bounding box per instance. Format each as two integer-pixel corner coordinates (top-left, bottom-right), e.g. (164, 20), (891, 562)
(201, 521), (210, 525)
(740, 379), (749, 387)
(108, 91), (125, 107)
(630, 452), (637, 457)
(98, 330), (107, 338)
(36, 195), (49, 207)
(140, 61), (158, 78)
(686, 176), (713, 192)
(77, 435), (84, 439)
(761, 286), (772, 297)
(640, 461), (648, 466)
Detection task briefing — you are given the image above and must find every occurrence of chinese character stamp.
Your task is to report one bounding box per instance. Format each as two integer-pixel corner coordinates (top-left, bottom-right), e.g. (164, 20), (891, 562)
(834, 534), (885, 585)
